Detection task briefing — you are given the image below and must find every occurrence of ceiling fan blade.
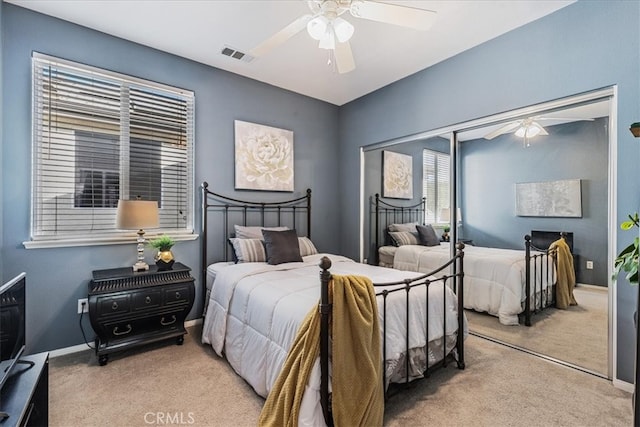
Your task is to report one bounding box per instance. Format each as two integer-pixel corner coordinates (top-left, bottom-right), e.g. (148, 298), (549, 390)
(483, 121), (522, 140)
(537, 125), (549, 136)
(250, 14), (313, 57)
(334, 40), (356, 74)
(349, 0), (436, 31)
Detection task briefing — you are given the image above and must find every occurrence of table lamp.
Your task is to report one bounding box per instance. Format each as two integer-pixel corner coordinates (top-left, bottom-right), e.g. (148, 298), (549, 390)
(116, 199), (159, 271)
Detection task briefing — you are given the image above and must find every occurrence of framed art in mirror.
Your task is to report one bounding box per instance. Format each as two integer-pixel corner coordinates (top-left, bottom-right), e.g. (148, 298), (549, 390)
(515, 178), (582, 217)
(382, 150), (413, 199)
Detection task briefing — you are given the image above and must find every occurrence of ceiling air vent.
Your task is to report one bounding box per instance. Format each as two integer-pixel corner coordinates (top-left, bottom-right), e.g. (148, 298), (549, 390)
(221, 46), (254, 63)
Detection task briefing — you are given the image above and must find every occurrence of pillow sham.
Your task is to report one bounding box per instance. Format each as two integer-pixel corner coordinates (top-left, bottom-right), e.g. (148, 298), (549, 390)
(387, 222), (419, 233)
(262, 229), (303, 265)
(298, 236), (318, 257)
(229, 238), (266, 263)
(416, 224), (440, 247)
(389, 231), (420, 247)
(234, 225), (290, 240)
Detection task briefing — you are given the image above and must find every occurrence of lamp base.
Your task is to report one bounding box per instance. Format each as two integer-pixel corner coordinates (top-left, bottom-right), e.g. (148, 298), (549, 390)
(132, 261), (150, 272)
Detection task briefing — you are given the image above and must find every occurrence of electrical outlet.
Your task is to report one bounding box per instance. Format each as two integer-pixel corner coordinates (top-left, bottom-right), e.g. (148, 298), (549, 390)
(586, 260), (594, 270)
(77, 298), (88, 314)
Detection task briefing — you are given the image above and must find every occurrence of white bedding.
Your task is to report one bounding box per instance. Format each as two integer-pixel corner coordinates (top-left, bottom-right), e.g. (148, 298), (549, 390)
(393, 243), (552, 325)
(202, 253), (465, 426)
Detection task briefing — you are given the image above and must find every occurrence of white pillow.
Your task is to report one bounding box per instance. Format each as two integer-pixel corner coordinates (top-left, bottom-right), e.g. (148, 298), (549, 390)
(389, 231), (420, 246)
(229, 238), (266, 263)
(298, 237), (318, 257)
(234, 225), (289, 239)
(388, 222), (419, 233)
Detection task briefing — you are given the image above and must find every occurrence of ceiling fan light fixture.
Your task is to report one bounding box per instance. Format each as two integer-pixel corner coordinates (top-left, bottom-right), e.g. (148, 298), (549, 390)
(333, 17), (354, 43)
(515, 122), (543, 138)
(318, 26), (336, 50)
(307, 15), (329, 40)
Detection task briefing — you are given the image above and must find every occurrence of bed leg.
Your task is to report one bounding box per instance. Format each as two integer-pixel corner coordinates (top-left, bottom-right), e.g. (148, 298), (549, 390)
(319, 256), (333, 427)
(524, 235), (532, 326)
(456, 243), (465, 370)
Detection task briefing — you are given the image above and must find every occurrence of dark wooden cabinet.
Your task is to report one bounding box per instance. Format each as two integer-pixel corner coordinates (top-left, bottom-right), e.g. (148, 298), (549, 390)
(88, 263), (195, 365)
(0, 352), (48, 427)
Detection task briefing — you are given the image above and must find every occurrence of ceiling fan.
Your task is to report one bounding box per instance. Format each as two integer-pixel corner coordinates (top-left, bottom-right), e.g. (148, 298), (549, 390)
(483, 116), (595, 142)
(249, 0), (437, 74)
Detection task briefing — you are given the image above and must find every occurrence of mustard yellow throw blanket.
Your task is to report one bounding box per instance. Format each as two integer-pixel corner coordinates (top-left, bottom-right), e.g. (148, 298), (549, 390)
(549, 237), (577, 309)
(258, 274), (384, 427)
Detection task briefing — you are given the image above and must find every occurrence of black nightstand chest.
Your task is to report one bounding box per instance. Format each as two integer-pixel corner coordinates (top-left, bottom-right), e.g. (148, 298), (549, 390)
(88, 262), (195, 366)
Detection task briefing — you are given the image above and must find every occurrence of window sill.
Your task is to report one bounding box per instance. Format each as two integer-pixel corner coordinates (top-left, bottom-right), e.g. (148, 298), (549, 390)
(23, 232), (198, 249)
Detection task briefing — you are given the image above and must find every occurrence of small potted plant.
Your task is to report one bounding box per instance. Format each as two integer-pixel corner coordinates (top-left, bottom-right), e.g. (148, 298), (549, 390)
(149, 235), (175, 271)
(442, 225), (451, 242)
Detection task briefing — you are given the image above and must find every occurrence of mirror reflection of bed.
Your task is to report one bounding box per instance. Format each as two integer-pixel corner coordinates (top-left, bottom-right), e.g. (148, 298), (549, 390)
(361, 93), (611, 378)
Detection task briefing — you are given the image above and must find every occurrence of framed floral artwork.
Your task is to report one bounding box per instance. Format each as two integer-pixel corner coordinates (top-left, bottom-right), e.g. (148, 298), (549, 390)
(234, 120), (294, 192)
(382, 150), (413, 199)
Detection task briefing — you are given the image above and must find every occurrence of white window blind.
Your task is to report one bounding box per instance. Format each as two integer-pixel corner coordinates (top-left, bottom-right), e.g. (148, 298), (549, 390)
(30, 53), (194, 245)
(422, 149), (450, 225)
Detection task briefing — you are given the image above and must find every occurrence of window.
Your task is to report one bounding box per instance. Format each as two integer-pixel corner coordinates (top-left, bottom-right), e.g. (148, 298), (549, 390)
(29, 53), (194, 247)
(422, 149), (450, 225)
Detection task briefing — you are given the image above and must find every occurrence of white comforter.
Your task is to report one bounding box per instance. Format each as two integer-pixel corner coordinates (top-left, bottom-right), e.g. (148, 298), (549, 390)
(393, 243), (552, 325)
(202, 253), (464, 426)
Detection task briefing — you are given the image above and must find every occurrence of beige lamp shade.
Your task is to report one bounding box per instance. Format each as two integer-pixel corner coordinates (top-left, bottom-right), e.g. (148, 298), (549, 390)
(116, 200), (159, 230)
(439, 207), (450, 223)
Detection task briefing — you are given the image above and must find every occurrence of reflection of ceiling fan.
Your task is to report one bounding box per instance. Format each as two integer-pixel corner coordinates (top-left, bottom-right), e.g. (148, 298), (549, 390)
(483, 116), (595, 141)
(249, 0), (437, 74)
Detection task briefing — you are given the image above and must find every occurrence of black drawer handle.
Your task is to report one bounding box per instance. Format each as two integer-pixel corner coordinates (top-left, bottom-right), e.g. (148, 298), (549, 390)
(175, 291), (181, 299)
(160, 315), (177, 326)
(145, 296), (152, 304)
(111, 301), (119, 310)
(113, 324), (132, 336)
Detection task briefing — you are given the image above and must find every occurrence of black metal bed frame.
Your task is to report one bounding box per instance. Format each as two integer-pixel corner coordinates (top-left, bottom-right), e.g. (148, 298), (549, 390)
(372, 193), (559, 327)
(370, 193), (426, 265)
(201, 183), (466, 426)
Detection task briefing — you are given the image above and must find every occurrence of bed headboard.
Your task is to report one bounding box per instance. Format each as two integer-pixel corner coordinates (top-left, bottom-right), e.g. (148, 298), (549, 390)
(369, 193), (425, 264)
(201, 182), (312, 267)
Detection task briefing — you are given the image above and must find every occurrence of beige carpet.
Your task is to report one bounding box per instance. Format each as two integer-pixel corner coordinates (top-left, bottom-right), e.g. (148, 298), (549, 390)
(48, 324), (631, 426)
(465, 284), (608, 375)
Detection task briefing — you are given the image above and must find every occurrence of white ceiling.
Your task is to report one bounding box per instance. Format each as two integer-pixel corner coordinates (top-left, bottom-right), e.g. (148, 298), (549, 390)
(7, 0), (575, 106)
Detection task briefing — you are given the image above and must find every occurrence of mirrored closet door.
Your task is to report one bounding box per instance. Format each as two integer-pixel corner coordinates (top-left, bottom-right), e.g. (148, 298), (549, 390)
(361, 88), (615, 378)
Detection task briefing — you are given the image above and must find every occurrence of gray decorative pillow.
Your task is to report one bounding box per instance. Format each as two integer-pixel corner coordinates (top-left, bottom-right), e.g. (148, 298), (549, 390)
(417, 224), (440, 247)
(229, 238), (266, 263)
(298, 237), (318, 257)
(262, 229), (303, 265)
(234, 225), (290, 239)
(389, 231), (420, 246)
(388, 222), (419, 233)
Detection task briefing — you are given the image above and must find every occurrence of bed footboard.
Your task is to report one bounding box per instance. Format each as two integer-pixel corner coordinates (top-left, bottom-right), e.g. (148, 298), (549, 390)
(523, 234), (559, 326)
(319, 243), (466, 426)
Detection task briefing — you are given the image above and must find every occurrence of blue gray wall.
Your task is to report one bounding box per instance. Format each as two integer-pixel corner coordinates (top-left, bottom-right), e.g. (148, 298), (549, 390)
(338, 1), (639, 383)
(1, 4), (339, 354)
(460, 119), (609, 285)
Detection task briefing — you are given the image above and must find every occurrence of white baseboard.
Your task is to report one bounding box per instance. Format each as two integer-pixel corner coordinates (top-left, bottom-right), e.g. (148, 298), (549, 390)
(185, 318), (203, 328)
(49, 343), (92, 358)
(48, 317), (204, 359)
(612, 378), (634, 394)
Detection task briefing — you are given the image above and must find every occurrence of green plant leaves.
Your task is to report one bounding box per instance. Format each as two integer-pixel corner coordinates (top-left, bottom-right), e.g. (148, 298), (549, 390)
(148, 235), (175, 251)
(613, 213), (639, 285)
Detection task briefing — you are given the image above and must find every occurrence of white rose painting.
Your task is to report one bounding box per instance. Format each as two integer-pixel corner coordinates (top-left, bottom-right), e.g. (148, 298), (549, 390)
(234, 120), (294, 192)
(383, 150), (413, 199)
